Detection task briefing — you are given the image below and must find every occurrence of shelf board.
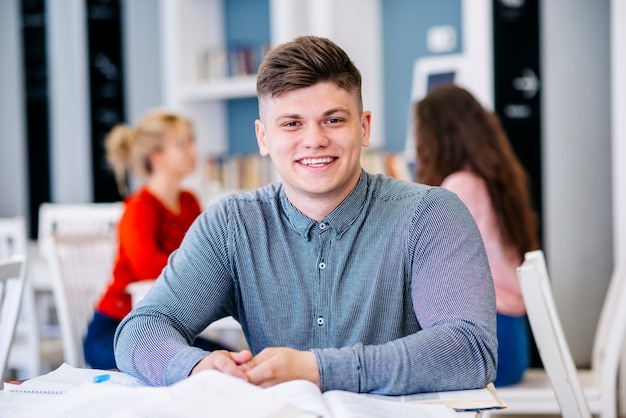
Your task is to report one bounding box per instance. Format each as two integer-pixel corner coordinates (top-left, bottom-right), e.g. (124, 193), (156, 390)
(179, 75), (258, 102)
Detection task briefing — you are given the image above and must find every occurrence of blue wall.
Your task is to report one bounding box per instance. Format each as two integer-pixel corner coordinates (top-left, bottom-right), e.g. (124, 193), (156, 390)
(224, 0), (269, 154)
(382, 0), (462, 152)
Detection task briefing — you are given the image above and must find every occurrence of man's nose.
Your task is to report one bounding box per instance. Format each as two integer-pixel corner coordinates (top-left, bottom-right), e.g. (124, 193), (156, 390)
(302, 124), (329, 148)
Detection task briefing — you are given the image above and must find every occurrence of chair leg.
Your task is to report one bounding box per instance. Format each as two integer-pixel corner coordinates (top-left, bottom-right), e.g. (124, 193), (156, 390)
(7, 278), (41, 379)
(620, 349), (626, 418)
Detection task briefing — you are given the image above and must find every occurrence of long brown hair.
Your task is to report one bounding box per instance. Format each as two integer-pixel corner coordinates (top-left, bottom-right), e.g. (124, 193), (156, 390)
(415, 84), (539, 254)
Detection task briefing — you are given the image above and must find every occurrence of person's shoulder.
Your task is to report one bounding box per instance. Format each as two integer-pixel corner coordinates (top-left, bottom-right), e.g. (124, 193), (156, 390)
(180, 189), (200, 201)
(441, 170), (489, 201)
(117, 188), (159, 228)
(369, 172), (471, 208)
(230, 182), (281, 203)
(122, 187), (154, 210)
(367, 174), (470, 225)
(180, 189), (202, 208)
(441, 170), (485, 191)
(367, 171), (434, 201)
(205, 183), (282, 212)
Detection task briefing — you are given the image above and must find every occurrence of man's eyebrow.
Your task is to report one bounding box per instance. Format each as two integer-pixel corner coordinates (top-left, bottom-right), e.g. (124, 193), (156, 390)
(276, 113), (302, 121)
(274, 107), (352, 123)
(323, 107), (351, 117)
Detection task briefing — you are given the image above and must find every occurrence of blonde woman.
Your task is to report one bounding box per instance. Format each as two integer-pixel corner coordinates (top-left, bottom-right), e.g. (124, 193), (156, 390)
(84, 110), (229, 369)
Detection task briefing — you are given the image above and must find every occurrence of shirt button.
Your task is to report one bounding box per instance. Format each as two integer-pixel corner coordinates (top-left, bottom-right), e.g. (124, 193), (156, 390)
(318, 261), (326, 269)
(317, 316), (324, 326)
(319, 222), (327, 230)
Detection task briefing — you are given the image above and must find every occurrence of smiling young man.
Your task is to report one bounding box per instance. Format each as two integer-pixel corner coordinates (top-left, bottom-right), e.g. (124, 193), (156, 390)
(114, 36), (497, 395)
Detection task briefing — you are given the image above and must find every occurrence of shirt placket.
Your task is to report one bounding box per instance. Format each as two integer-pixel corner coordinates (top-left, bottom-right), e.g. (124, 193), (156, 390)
(315, 221), (332, 346)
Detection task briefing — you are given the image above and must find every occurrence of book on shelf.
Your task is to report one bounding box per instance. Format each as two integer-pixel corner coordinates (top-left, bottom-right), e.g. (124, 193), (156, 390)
(2, 363), (506, 418)
(360, 150), (414, 182)
(196, 42), (269, 82)
(203, 154), (280, 194)
(197, 45), (228, 81)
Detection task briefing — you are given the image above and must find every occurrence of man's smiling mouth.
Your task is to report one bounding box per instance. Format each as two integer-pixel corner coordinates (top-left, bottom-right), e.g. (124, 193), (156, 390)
(298, 157), (337, 167)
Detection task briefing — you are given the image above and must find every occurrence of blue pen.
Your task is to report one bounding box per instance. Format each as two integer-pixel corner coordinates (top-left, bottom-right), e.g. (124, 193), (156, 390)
(93, 374), (111, 383)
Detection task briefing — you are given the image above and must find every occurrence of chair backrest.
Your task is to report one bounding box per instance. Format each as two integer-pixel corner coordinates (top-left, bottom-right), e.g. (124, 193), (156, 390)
(589, 253), (626, 402)
(38, 203), (123, 263)
(0, 216), (40, 380)
(39, 202), (123, 368)
(0, 255), (27, 378)
(518, 250), (591, 418)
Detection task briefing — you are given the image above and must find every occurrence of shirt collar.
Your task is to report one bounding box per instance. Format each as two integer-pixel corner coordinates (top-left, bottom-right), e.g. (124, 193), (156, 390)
(280, 170), (368, 240)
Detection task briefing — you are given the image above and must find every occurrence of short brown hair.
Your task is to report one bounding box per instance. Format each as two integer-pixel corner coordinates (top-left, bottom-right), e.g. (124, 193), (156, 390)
(256, 36), (363, 112)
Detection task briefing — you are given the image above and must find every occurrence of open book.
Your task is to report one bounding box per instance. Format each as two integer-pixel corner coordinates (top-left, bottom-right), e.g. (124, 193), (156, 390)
(266, 379), (470, 418)
(267, 380), (505, 417)
(3, 363), (504, 417)
(365, 383), (506, 412)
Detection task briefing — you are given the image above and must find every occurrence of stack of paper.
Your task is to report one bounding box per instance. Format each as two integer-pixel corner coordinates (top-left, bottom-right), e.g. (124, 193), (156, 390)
(1, 363), (506, 417)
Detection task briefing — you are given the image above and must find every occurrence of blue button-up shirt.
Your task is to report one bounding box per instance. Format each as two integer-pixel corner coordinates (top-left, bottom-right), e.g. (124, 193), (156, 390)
(115, 171), (497, 394)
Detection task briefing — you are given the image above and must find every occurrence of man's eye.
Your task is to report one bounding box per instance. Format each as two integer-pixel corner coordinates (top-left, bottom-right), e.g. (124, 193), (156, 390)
(327, 118), (342, 124)
(284, 121), (299, 127)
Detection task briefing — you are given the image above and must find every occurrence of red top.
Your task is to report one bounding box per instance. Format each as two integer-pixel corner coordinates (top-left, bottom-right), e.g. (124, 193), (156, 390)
(96, 187), (202, 321)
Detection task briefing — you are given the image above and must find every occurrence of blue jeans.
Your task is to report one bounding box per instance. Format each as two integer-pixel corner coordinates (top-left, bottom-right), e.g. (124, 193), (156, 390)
(494, 312), (530, 386)
(83, 311), (119, 370)
(83, 311), (235, 370)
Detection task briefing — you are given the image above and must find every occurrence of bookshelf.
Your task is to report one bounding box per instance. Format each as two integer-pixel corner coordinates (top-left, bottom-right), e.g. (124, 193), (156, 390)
(158, 0), (271, 201)
(179, 76), (257, 102)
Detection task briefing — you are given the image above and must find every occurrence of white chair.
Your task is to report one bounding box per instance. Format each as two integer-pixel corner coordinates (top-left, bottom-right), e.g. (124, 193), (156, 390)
(38, 202), (124, 266)
(0, 255), (27, 380)
(520, 250), (590, 417)
(0, 216), (43, 380)
(39, 202), (122, 368)
(487, 249), (625, 417)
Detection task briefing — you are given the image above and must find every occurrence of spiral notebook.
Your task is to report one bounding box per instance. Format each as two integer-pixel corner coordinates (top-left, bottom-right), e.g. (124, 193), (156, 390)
(3, 362), (145, 394)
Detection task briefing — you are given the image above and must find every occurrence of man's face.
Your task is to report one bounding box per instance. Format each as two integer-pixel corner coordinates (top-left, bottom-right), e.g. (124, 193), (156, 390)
(255, 82), (371, 208)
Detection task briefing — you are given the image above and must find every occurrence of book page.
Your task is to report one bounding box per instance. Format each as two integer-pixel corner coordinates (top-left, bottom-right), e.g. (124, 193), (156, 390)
(13, 370), (304, 418)
(116, 370), (304, 418)
(3, 362), (145, 394)
(1, 363), (147, 417)
(267, 380), (332, 418)
(366, 383), (506, 411)
(0, 392), (60, 417)
(14, 384), (161, 418)
(323, 390), (458, 418)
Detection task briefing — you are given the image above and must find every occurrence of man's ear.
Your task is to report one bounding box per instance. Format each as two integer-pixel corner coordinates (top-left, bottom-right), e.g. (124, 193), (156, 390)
(256, 119), (269, 156)
(361, 111), (372, 148)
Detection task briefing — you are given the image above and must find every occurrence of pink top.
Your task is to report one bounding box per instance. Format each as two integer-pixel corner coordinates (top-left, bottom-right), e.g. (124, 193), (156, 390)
(441, 170), (525, 316)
